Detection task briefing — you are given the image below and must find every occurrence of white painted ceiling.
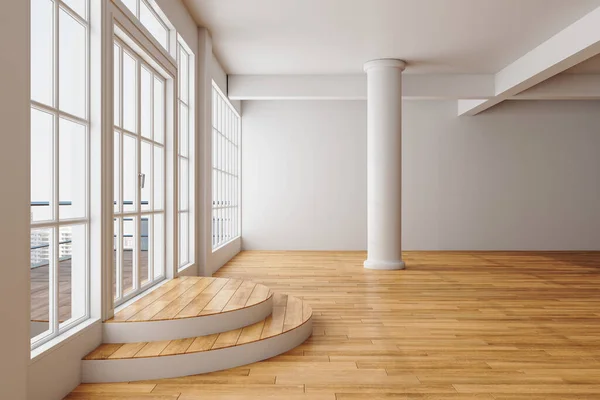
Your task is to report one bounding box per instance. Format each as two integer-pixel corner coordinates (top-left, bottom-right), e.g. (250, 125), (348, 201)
(183, 0), (600, 75)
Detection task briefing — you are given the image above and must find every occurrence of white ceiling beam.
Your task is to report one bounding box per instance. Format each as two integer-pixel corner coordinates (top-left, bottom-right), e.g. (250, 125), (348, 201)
(458, 6), (600, 116)
(228, 74), (494, 101)
(514, 74), (600, 100)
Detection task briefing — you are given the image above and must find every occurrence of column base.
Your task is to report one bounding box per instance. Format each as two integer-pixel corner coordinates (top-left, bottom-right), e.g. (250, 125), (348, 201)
(363, 259), (406, 270)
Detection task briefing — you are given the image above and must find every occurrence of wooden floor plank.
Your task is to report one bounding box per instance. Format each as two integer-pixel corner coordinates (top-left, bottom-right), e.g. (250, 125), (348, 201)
(282, 295), (303, 331)
(212, 328), (243, 349)
(186, 334), (219, 353)
(134, 341), (171, 358)
(84, 344), (123, 360)
(245, 284), (271, 306)
(108, 342), (147, 359)
(160, 338), (195, 356)
(72, 250), (600, 399)
(200, 279), (243, 315)
(177, 279), (230, 318)
(236, 320), (265, 345)
(223, 281), (257, 311)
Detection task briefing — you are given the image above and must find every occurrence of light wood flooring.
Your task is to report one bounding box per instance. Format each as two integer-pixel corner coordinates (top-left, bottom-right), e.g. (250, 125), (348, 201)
(69, 250), (600, 399)
(108, 276), (272, 323)
(86, 292), (310, 360)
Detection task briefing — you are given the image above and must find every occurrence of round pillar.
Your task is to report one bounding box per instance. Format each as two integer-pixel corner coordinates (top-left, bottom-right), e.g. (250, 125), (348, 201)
(363, 59), (406, 270)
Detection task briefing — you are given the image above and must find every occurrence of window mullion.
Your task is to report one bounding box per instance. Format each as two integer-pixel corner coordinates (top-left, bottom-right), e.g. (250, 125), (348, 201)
(52, 0), (61, 339)
(135, 55), (141, 293)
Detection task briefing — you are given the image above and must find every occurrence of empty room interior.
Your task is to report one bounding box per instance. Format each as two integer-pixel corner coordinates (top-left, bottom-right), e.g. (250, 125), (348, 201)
(4, 0), (600, 399)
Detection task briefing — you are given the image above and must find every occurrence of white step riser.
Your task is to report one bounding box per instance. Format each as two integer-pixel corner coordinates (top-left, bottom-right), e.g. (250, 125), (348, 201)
(103, 296), (273, 343)
(83, 318), (312, 383)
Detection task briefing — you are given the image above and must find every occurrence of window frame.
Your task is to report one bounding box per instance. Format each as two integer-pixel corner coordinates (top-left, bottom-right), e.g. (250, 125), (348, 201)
(211, 82), (241, 251)
(106, 4), (178, 317)
(112, 35), (168, 306)
(29, 0), (91, 351)
(117, 0), (172, 54)
(177, 36), (195, 271)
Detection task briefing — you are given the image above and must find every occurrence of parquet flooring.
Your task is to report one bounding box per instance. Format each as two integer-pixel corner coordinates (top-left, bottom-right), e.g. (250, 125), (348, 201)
(68, 251), (600, 399)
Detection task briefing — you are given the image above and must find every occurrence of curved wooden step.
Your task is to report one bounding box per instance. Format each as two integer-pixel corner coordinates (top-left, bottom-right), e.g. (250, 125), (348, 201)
(82, 294), (312, 383)
(104, 277), (273, 343)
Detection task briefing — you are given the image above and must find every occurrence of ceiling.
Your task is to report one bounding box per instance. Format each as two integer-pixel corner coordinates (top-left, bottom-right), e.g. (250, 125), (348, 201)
(183, 0), (600, 75)
(564, 53), (600, 74)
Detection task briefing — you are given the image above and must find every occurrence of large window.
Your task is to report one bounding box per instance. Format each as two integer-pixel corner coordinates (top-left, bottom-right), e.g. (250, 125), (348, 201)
(30, 0), (90, 348)
(178, 39), (194, 269)
(120, 0), (170, 52)
(211, 84), (241, 250)
(113, 37), (167, 305)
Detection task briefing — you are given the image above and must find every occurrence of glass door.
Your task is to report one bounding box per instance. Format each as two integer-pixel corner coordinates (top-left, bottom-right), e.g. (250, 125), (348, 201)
(113, 36), (166, 306)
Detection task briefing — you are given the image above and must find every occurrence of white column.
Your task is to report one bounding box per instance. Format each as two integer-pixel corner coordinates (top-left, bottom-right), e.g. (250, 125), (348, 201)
(363, 59), (406, 270)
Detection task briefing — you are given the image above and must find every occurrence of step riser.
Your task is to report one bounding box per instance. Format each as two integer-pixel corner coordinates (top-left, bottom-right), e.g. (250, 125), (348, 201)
(103, 296), (273, 343)
(83, 318), (312, 383)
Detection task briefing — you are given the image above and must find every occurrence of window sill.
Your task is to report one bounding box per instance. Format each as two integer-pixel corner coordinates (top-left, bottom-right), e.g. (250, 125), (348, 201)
(30, 318), (101, 363)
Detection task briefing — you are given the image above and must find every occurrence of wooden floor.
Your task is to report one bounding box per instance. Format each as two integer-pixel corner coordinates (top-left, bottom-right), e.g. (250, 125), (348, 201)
(108, 276), (272, 322)
(69, 250), (600, 399)
(86, 292), (310, 360)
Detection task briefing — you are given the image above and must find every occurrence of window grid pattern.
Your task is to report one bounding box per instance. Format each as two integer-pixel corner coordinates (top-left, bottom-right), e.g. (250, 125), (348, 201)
(113, 37), (166, 306)
(211, 84), (241, 250)
(30, 0), (90, 349)
(120, 0), (170, 52)
(177, 42), (193, 269)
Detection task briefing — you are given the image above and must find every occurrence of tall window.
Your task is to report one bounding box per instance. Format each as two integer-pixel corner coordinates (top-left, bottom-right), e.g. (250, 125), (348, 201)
(113, 37), (166, 305)
(211, 84), (241, 250)
(30, 0), (90, 348)
(120, 0), (170, 52)
(178, 39), (194, 269)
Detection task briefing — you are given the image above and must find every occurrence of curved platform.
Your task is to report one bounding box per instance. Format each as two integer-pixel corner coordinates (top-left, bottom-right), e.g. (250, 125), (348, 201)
(104, 277), (273, 343)
(82, 293), (312, 383)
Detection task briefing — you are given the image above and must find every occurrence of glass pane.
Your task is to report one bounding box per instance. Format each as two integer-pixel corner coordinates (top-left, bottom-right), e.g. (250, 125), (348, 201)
(123, 216), (136, 295)
(153, 77), (164, 144)
(153, 213), (164, 279)
(123, 134), (137, 212)
(140, 215), (151, 285)
(179, 47), (188, 103)
(179, 157), (188, 210)
(123, 51), (137, 133)
(59, 7), (86, 119)
(62, 0), (86, 20)
(59, 118), (86, 220)
(113, 218), (120, 300)
(58, 224), (86, 328)
(114, 44), (121, 127)
(31, 0), (54, 106)
(141, 66), (152, 139)
(114, 131), (120, 212)
(153, 146), (164, 210)
(139, 0), (168, 50)
(31, 108), (54, 222)
(141, 141), (152, 211)
(31, 227), (52, 342)
(179, 104), (188, 157)
(179, 212), (188, 267)
(122, 0), (137, 16)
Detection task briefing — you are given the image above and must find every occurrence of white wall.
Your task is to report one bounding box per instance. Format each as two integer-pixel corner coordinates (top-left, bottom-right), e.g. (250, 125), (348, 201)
(0, 0), (31, 398)
(28, 322), (102, 400)
(242, 101), (367, 250)
(242, 100), (600, 251)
